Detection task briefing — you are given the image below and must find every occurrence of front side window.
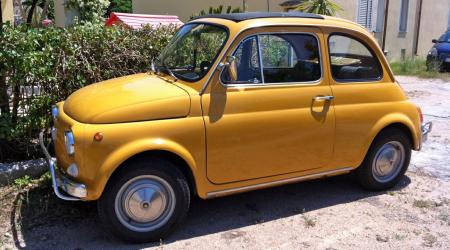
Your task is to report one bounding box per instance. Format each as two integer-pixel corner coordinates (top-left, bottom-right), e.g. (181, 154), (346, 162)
(222, 33), (321, 84)
(328, 34), (382, 82)
(439, 32), (450, 42)
(157, 23), (228, 82)
(222, 36), (263, 84)
(259, 34), (320, 83)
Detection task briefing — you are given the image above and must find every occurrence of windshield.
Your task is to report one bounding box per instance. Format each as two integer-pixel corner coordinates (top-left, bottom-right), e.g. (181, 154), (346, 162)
(439, 31), (450, 42)
(157, 23), (228, 82)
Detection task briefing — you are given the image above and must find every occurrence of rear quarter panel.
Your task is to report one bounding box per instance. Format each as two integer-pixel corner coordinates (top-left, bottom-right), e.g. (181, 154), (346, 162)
(319, 26), (421, 168)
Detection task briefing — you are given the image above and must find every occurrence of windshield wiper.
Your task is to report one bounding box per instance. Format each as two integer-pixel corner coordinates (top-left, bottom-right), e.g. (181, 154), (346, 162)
(152, 58), (178, 81)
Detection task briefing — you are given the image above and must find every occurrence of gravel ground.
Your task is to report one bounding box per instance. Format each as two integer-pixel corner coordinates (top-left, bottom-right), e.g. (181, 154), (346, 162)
(1, 76), (449, 250)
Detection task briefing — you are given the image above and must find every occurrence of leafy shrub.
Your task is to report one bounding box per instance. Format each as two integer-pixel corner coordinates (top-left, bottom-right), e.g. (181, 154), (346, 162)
(64, 0), (110, 22)
(389, 57), (448, 79)
(190, 5), (242, 20)
(0, 22), (177, 161)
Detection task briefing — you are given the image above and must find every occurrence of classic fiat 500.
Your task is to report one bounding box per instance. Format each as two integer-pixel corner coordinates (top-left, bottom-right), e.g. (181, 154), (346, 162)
(40, 12), (432, 242)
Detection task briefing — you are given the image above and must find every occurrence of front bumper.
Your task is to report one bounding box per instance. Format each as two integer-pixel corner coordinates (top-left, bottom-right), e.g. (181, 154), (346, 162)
(39, 131), (87, 201)
(421, 121), (433, 143)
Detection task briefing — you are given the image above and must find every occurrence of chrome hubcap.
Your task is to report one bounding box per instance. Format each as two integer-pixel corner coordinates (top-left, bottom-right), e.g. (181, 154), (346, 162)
(115, 175), (176, 232)
(372, 141), (405, 183)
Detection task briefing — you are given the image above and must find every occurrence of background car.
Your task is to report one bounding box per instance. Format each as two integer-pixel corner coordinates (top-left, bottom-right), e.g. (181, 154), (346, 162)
(427, 29), (450, 72)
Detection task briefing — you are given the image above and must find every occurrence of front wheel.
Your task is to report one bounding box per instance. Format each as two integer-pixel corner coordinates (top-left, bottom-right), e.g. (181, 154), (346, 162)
(98, 159), (190, 243)
(356, 128), (411, 190)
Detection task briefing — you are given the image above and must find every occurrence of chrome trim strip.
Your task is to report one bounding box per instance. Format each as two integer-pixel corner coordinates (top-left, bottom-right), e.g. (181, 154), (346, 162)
(206, 167), (353, 198)
(39, 131), (86, 201)
(256, 35), (265, 84)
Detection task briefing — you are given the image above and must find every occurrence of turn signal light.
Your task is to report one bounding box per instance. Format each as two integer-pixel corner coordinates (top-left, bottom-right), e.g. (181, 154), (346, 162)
(417, 106), (424, 123)
(94, 132), (103, 141)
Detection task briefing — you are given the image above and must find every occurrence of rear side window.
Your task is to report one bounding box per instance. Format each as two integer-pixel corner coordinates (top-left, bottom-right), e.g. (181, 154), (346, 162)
(328, 34), (382, 82)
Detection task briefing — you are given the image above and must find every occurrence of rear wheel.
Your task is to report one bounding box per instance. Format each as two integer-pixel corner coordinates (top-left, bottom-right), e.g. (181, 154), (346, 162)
(98, 159), (190, 243)
(356, 128), (411, 190)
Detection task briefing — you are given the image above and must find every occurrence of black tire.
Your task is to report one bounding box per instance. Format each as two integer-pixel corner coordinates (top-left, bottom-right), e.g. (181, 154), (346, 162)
(98, 158), (190, 243)
(356, 128), (411, 191)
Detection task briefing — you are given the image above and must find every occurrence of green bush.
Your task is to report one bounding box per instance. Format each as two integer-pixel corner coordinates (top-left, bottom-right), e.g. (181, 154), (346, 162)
(0, 22), (177, 162)
(389, 57), (446, 78)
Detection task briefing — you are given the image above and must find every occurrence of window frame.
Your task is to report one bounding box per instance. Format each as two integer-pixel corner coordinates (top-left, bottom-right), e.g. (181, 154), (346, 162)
(327, 32), (384, 84)
(220, 31), (323, 87)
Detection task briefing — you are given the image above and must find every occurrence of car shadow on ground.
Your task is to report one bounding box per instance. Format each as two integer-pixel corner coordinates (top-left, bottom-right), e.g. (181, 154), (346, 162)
(10, 174), (411, 249)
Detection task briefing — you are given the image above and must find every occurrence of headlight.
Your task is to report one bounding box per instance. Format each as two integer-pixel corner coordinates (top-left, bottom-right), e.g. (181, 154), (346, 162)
(65, 131), (75, 155)
(429, 48), (438, 57)
(51, 105), (59, 120)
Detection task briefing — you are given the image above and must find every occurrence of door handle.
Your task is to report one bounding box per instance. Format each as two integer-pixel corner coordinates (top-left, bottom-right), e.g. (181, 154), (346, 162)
(313, 95), (334, 101)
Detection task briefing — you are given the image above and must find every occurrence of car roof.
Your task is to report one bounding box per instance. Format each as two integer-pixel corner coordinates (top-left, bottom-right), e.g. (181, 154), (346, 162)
(191, 12), (324, 22)
(191, 13), (369, 36)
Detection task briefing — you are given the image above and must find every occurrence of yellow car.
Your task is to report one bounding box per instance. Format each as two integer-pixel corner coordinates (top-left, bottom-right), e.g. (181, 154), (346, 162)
(39, 12), (432, 242)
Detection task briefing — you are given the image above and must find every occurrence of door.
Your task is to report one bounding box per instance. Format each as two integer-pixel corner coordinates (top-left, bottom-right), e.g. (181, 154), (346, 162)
(202, 27), (335, 184)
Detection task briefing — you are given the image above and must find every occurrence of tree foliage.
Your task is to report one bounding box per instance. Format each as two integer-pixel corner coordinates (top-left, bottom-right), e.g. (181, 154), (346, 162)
(295, 0), (343, 16)
(190, 5), (242, 19)
(107, 0), (132, 15)
(64, 0), (110, 22)
(23, 0), (55, 23)
(0, 23), (177, 161)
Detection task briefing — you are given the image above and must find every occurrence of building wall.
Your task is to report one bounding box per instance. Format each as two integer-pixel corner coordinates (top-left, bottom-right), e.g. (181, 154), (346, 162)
(132, 0), (285, 22)
(333, 0), (358, 22)
(416, 0), (450, 56)
(382, 0), (418, 60)
(1, 0), (14, 23)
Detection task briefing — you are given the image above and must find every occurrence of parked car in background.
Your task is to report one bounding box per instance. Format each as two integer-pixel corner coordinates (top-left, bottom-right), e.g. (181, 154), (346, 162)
(427, 29), (450, 72)
(40, 12), (432, 243)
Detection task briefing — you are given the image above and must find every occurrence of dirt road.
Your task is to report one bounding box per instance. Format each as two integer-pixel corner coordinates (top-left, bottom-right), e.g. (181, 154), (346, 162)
(1, 76), (449, 250)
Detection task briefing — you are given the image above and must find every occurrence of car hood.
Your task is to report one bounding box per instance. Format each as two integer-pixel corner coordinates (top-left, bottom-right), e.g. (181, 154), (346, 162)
(63, 73), (191, 124)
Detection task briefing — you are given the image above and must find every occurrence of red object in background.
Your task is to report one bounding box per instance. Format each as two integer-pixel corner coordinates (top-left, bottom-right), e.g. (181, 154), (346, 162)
(105, 12), (184, 29)
(42, 19), (53, 27)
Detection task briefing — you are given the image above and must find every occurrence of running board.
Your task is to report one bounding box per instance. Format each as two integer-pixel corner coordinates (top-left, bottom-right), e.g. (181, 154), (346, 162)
(206, 167), (353, 199)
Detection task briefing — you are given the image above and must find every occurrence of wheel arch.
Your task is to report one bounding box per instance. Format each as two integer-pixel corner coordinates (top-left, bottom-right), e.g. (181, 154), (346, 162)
(357, 114), (420, 168)
(109, 150), (197, 197)
(89, 139), (199, 200)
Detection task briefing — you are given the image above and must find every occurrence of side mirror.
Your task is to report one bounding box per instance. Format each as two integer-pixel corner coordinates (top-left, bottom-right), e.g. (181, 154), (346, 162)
(218, 56), (238, 82)
(432, 39), (438, 43)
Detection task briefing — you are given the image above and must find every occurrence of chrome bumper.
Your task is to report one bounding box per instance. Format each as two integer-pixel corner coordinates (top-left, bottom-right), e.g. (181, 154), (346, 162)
(39, 131), (86, 201)
(421, 121), (433, 143)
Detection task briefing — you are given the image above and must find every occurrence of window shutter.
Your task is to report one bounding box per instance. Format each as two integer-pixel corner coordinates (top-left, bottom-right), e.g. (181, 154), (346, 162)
(357, 0), (374, 31)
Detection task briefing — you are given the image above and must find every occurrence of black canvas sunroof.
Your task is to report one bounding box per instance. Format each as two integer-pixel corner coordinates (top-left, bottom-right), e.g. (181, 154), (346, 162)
(192, 12), (324, 22)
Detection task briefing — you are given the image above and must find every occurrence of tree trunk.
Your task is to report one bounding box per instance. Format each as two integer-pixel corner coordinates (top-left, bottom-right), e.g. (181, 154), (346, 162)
(0, 0), (3, 25)
(27, 0), (39, 24)
(0, 2), (8, 116)
(11, 84), (20, 125)
(0, 75), (9, 115)
(41, 0), (50, 21)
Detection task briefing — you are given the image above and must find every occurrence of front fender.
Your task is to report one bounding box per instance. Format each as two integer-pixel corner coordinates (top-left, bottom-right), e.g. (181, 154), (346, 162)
(88, 138), (198, 200)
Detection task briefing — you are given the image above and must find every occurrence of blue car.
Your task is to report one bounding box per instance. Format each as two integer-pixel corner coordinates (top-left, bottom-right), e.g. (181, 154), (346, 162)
(427, 29), (450, 72)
